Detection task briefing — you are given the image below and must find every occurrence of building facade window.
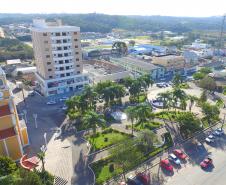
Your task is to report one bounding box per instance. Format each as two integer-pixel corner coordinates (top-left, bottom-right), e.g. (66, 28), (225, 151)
(43, 33), (47, 36)
(74, 32), (77, 35)
(49, 76), (53, 79)
(44, 40), (48, 44)
(74, 39), (78, 41)
(46, 55), (50, 58)
(74, 45), (78, 48)
(76, 65), (80, 67)
(48, 69), (52, 71)
(76, 58), (79, 61)
(77, 71), (80, 74)
(47, 62), (51, 65)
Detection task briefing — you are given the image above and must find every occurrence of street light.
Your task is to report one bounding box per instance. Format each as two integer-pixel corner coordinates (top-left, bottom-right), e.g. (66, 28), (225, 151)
(33, 113), (38, 128)
(23, 109), (27, 124)
(44, 132), (47, 148)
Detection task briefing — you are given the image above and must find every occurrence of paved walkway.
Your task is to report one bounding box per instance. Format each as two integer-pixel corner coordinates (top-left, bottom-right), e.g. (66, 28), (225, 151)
(42, 135), (73, 185)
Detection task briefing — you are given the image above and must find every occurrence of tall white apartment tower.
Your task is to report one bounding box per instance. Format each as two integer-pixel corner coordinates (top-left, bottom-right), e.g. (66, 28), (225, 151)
(31, 19), (89, 96)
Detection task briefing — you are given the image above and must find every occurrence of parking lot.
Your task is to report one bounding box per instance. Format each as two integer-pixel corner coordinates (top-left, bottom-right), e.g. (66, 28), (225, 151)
(148, 127), (226, 185)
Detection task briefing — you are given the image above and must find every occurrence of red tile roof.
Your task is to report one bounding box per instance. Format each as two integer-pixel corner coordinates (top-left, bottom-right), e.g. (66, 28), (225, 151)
(0, 127), (16, 140)
(0, 104), (11, 117)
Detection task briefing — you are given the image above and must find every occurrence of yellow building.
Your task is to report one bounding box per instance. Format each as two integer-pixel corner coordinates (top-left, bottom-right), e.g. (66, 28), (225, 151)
(0, 67), (29, 161)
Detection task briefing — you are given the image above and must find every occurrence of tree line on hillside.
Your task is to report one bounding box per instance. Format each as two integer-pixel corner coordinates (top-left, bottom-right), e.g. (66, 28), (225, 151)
(0, 38), (33, 61)
(0, 13), (225, 33)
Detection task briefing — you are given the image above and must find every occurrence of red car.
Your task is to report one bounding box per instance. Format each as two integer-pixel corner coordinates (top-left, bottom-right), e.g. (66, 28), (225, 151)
(136, 172), (150, 185)
(160, 159), (173, 172)
(200, 157), (213, 168)
(173, 149), (187, 160)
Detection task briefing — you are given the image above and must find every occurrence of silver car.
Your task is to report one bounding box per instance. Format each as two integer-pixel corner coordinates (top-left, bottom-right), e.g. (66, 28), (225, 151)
(169, 153), (181, 165)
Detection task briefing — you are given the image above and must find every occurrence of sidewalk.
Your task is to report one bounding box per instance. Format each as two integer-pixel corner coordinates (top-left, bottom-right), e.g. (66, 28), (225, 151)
(41, 134), (73, 185)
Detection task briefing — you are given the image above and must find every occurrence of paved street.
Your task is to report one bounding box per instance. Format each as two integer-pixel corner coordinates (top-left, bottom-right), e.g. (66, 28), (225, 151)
(8, 80), (94, 185)
(165, 136), (226, 185)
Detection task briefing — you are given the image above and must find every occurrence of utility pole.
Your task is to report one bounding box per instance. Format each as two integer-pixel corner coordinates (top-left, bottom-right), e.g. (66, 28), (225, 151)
(217, 14), (226, 62)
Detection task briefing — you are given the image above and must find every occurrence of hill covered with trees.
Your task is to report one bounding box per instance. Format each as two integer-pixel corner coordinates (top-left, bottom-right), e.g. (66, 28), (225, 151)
(0, 13), (224, 33)
(0, 38), (33, 61)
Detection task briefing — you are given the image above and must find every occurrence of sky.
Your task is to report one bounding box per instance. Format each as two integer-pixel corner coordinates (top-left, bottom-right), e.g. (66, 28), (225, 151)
(0, 0), (225, 17)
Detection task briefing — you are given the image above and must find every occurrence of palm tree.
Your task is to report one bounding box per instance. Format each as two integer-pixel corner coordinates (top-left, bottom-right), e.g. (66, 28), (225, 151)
(172, 73), (183, 87)
(139, 74), (154, 90)
(129, 80), (141, 103)
(113, 84), (126, 104)
(157, 91), (171, 109)
(82, 111), (106, 135)
(125, 106), (137, 135)
(83, 85), (97, 110)
(102, 86), (115, 107)
(172, 88), (187, 110)
(188, 95), (198, 112)
(134, 104), (153, 128)
(37, 151), (45, 172)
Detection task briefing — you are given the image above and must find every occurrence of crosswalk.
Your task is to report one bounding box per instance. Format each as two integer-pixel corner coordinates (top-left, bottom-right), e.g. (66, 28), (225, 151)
(54, 176), (68, 185)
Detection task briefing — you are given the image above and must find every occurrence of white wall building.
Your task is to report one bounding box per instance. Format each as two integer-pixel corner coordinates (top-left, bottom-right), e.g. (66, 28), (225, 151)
(31, 19), (89, 96)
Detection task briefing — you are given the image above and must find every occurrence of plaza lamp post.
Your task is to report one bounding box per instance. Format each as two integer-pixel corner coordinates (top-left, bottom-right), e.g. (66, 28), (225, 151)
(23, 109), (27, 124)
(44, 132), (47, 148)
(33, 113), (38, 129)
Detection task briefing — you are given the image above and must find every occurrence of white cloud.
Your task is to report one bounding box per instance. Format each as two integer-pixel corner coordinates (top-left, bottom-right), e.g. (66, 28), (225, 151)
(0, 0), (225, 17)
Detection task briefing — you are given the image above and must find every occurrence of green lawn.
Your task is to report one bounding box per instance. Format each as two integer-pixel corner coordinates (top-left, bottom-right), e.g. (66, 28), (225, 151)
(91, 158), (123, 185)
(86, 129), (132, 152)
(133, 121), (163, 131)
(91, 132), (173, 185)
(155, 111), (184, 121)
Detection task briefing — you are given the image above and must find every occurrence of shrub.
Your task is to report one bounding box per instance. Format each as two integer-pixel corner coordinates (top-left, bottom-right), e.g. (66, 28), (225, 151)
(0, 156), (17, 176)
(109, 164), (114, 173)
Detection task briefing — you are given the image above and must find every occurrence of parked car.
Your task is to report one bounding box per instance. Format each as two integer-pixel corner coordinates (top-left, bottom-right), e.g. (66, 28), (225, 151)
(46, 101), (56, 105)
(28, 91), (35, 96)
(136, 172), (150, 185)
(208, 134), (215, 139)
(213, 128), (224, 136)
(61, 105), (68, 110)
(59, 97), (68, 101)
(160, 159), (173, 172)
(205, 137), (214, 143)
(200, 157), (213, 169)
(168, 153), (181, 165)
(127, 175), (144, 185)
(173, 149), (187, 160)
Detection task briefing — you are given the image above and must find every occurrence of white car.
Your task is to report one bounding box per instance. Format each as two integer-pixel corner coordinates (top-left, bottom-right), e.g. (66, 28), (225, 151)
(168, 153), (181, 165)
(59, 97), (68, 101)
(208, 134), (215, 139)
(46, 101), (56, 105)
(62, 105), (68, 110)
(213, 128), (224, 136)
(205, 137), (214, 143)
